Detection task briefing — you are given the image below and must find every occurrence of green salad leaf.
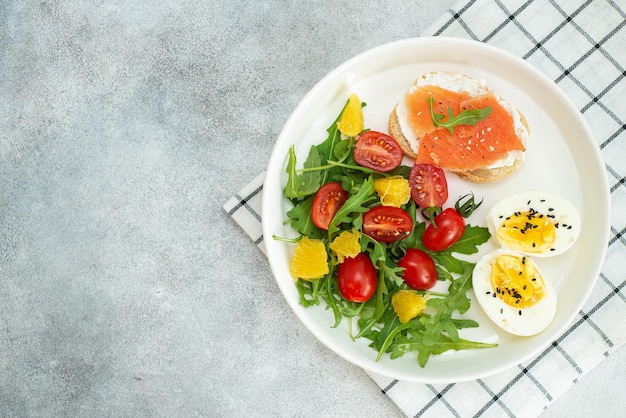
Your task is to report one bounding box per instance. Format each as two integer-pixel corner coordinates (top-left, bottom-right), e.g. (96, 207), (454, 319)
(428, 96), (492, 134)
(284, 145), (323, 199)
(285, 195), (324, 239)
(327, 175), (377, 238)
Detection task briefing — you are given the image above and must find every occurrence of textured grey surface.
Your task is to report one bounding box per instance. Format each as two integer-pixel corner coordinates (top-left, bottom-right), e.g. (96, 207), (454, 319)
(0, 1), (624, 417)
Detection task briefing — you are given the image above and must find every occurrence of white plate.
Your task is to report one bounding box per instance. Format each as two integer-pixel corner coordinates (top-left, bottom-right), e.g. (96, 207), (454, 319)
(262, 37), (610, 383)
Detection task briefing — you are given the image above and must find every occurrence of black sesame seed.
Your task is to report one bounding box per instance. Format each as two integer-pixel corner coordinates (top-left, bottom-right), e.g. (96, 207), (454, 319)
(519, 310), (522, 316)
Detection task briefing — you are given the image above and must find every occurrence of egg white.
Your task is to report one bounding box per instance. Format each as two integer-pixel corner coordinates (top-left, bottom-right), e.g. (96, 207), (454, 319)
(472, 249), (557, 337)
(487, 190), (581, 257)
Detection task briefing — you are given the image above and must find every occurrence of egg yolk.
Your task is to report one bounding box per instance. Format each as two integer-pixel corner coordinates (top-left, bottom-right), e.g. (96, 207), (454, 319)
(496, 210), (556, 253)
(491, 254), (545, 308)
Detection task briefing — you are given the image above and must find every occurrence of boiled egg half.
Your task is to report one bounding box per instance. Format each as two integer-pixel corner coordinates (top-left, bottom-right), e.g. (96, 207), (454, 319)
(473, 249), (556, 336)
(487, 191), (581, 257)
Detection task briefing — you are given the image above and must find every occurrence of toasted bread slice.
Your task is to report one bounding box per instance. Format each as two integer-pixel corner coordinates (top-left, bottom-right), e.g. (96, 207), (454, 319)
(388, 72), (529, 182)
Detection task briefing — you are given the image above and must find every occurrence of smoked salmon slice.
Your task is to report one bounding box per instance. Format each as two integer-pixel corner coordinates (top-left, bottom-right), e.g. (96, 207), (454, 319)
(405, 88), (526, 171)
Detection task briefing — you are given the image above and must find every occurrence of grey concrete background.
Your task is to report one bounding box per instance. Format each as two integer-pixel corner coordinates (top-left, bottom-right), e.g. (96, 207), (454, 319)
(1, 1), (624, 417)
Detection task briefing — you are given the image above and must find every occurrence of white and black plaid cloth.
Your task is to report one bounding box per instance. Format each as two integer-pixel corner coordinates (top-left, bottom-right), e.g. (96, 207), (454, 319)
(224, 0), (626, 416)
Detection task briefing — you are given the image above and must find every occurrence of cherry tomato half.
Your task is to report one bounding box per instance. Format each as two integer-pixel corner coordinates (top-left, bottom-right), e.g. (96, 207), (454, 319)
(422, 208), (466, 251)
(397, 248), (438, 290)
(408, 163), (448, 209)
(363, 206), (413, 243)
(337, 253), (377, 303)
(353, 131), (403, 173)
(311, 182), (348, 230)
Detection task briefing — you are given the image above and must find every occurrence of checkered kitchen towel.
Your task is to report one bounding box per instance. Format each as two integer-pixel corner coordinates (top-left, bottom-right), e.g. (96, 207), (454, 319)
(224, 0), (626, 416)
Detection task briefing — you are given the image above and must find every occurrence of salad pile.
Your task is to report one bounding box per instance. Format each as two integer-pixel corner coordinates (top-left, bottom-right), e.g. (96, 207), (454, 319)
(277, 95), (498, 367)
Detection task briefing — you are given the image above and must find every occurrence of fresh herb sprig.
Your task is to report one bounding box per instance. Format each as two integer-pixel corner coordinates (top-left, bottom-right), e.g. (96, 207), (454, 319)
(428, 96), (492, 134)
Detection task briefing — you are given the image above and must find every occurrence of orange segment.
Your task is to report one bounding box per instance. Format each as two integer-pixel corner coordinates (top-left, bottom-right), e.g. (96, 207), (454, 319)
(329, 230), (361, 263)
(337, 93), (364, 137)
(391, 290), (427, 323)
(289, 237), (329, 281)
(373, 176), (411, 207)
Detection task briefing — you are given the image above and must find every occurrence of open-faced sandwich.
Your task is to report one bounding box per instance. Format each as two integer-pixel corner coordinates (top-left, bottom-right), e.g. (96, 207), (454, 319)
(389, 71), (529, 182)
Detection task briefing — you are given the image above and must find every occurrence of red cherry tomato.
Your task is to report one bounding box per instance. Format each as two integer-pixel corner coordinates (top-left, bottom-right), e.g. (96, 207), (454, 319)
(422, 208), (466, 251)
(337, 253), (377, 303)
(408, 163), (448, 209)
(353, 131), (403, 172)
(363, 206), (413, 243)
(311, 182), (348, 230)
(397, 248), (438, 290)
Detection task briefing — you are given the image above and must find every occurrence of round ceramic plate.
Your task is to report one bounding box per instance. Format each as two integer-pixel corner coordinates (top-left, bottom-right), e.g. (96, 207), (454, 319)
(262, 37), (610, 383)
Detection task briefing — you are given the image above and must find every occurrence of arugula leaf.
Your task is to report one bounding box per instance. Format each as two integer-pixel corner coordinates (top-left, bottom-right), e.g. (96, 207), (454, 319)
(327, 175), (376, 238)
(333, 137), (354, 162)
(415, 261), (478, 365)
(400, 205), (425, 249)
(284, 145), (301, 199)
(299, 146), (322, 195)
(360, 233), (405, 321)
(316, 105), (345, 160)
(389, 333), (497, 363)
(316, 100), (349, 185)
(428, 96), (492, 134)
(286, 196), (324, 239)
(430, 252), (466, 275)
(430, 224), (491, 274)
(337, 169), (370, 197)
(296, 277), (321, 307)
(283, 145), (323, 199)
(446, 224), (491, 254)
